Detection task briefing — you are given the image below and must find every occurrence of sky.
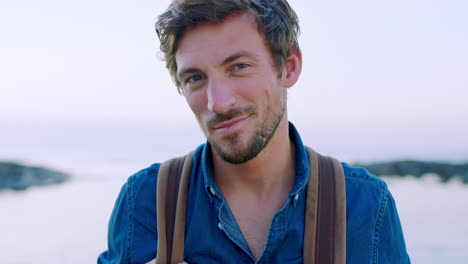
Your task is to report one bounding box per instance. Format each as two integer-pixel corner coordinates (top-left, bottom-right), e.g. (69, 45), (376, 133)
(1, 0), (467, 162)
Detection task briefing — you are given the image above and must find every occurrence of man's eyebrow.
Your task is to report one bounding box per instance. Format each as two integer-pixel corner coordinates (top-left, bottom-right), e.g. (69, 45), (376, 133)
(177, 67), (202, 81)
(177, 51), (258, 80)
(221, 51), (258, 66)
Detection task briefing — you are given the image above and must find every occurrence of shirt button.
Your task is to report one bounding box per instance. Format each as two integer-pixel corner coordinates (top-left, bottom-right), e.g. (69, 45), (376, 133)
(208, 186), (216, 196)
(294, 194), (300, 201)
(218, 222), (224, 230)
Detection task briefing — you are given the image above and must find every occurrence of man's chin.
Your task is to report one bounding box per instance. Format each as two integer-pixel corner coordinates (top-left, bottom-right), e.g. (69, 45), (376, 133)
(209, 137), (264, 165)
(214, 149), (256, 165)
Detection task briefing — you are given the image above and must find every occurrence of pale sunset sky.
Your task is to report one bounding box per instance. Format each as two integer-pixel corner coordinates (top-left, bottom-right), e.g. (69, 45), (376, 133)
(1, 0), (467, 162)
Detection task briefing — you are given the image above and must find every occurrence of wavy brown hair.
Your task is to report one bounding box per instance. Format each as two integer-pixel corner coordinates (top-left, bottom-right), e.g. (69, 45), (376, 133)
(155, 0), (300, 94)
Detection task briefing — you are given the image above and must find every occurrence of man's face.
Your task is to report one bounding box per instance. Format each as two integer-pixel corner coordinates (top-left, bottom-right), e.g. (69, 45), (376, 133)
(175, 13), (290, 164)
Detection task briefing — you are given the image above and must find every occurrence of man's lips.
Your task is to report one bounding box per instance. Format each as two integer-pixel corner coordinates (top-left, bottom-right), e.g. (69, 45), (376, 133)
(212, 115), (249, 131)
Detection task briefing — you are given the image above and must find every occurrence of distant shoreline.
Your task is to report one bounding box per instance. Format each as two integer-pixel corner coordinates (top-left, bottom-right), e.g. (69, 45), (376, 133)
(0, 161), (69, 191)
(353, 160), (468, 184)
(1, 159), (467, 191)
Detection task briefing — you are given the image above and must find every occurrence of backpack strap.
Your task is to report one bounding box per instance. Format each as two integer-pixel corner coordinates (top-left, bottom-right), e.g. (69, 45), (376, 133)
(304, 147), (346, 264)
(152, 147), (346, 264)
(154, 151), (194, 264)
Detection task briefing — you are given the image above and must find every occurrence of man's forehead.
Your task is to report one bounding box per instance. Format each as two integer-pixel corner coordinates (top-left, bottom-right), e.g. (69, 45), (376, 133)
(175, 12), (265, 67)
(180, 12), (258, 44)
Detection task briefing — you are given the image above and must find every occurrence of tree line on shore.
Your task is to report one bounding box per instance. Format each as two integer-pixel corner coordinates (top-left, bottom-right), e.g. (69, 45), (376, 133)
(353, 160), (468, 184)
(1, 159), (467, 191)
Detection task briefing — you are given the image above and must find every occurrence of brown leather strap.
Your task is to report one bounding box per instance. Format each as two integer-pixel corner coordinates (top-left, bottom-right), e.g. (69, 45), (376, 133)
(155, 151), (194, 264)
(165, 157), (185, 261)
(303, 147), (319, 263)
(155, 148), (345, 264)
(332, 157), (347, 264)
(304, 147), (346, 264)
(316, 154), (336, 263)
(171, 152), (194, 263)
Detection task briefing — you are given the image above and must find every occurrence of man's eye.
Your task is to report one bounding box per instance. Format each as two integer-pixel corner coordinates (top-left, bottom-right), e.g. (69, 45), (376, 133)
(232, 63), (249, 71)
(186, 75), (204, 83)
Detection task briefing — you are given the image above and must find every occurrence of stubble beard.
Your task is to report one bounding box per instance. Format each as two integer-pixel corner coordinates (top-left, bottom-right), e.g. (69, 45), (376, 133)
(203, 92), (286, 164)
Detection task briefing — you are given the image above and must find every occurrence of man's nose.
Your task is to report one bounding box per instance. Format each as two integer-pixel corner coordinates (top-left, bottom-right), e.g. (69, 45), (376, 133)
(207, 76), (236, 114)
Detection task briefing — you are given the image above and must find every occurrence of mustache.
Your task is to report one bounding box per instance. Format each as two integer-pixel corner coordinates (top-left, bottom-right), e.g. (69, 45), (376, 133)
(207, 106), (256, 128)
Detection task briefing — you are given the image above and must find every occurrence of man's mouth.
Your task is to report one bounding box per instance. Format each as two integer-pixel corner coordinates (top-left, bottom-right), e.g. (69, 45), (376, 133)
(211, 115), (249, 133)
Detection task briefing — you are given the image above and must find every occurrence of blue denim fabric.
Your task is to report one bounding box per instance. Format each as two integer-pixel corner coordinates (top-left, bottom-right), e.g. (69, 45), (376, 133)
(98, 123), (410, 264)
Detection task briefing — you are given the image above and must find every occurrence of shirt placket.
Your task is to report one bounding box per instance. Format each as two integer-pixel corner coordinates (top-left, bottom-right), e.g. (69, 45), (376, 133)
(255, 203), (289, 264)
(215, 197), (254, 263)
(213, 193), (291, 264)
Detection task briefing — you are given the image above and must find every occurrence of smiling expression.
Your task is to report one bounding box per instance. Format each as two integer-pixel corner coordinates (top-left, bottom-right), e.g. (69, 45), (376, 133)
(175, 13), (290, 164)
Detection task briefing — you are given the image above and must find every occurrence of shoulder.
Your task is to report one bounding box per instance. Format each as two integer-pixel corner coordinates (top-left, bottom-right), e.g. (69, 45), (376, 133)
(125, 163), (161, 237)
(342, 162), (388, 192)
(341, 162), (391, 236)
(341, 162), (392, 210)
(127, 163), (161, 197)
(341, 163), (411, 263)
(122, 163), (161, 215)
(126, 144), (205, 203)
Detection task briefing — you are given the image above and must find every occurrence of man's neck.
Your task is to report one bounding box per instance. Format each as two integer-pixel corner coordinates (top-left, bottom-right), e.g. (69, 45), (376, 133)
(212, 119), (296, 200)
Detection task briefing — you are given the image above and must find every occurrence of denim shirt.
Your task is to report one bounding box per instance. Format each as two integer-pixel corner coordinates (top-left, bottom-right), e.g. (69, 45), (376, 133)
(98, 123), (411, 263)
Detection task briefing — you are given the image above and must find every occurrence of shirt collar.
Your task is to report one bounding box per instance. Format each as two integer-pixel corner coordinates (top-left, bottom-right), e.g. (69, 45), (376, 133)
(201, 121), (310, 199)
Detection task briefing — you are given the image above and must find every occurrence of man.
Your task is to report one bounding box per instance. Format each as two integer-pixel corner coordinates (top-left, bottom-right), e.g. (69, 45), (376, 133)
(98, 0), (410, 263)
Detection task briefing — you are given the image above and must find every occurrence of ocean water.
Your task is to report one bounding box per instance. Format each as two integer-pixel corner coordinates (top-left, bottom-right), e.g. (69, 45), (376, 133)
(1, 165), (468, 263)
(0, 180), (122, 263)
(384, 176), (468, 263)
(1, 120), (467, 263)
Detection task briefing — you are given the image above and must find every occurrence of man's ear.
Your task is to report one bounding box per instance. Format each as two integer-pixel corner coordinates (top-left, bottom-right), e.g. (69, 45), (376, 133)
(281, 47), (302, 88)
